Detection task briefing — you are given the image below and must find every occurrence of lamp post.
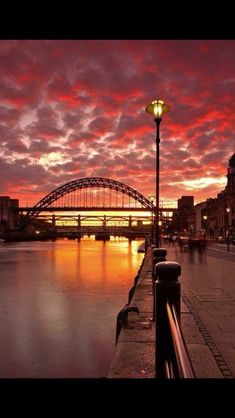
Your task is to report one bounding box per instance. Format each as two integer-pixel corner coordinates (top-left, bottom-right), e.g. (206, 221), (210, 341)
(159, 220), (162, 245)
(226, 207), (230, 252)
(203, 215), (208, 238)
(148, 195), (155, 244)
(145, 99), (170, 247)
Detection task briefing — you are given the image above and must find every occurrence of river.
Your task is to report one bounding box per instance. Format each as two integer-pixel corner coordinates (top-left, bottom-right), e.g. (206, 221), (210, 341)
(0, 237), (144, 378)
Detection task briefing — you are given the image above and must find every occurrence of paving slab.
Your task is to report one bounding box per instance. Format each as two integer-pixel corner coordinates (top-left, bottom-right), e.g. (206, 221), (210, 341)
(186, 344), (222, 378)
(181, 314), (206, 345)
(107, 341), (155, 378)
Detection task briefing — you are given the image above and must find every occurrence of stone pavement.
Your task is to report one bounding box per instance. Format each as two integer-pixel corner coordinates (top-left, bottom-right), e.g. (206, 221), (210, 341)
(107, 247), (155, 378)
(108, 242), (235, 378)
(167, 242), (235, 378)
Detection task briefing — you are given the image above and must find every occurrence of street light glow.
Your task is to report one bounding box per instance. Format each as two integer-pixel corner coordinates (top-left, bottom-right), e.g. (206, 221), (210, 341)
(154, 104), (163, 118)
(148, 195), (155, 203)
(145, 99), (170, 120)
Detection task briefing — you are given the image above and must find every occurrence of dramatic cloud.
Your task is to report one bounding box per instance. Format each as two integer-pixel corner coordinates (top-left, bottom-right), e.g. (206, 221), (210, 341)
(0, 40), (235, 206)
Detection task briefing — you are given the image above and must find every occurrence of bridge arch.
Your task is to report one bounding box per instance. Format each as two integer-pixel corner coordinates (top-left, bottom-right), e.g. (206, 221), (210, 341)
(20, 177), (155, 227)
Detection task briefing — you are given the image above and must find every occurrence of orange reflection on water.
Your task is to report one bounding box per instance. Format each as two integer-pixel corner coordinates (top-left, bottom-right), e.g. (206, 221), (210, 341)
(53, 237), (144, 289)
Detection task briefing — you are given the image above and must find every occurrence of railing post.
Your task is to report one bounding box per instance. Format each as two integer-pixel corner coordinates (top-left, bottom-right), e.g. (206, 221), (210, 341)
(155, 261), (181, 378)
(152, 248), (167, 320)
(152, 247), (167, 276)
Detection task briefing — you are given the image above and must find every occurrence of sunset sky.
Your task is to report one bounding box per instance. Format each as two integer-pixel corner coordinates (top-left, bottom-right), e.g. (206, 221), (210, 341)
(0, 40), (235, 207)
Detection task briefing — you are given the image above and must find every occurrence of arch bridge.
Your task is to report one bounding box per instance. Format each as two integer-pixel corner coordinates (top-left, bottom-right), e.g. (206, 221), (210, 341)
(17, 177), (175, 230)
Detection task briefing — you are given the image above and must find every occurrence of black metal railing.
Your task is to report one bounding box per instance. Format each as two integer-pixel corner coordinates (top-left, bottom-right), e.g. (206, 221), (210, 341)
(154, 260), (195, 378)
(164, 302), (195, 378)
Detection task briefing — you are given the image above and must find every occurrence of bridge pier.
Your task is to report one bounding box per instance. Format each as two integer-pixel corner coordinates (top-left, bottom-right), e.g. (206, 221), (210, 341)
(52, 214), (56, 228)
(128, 215), (132, 229)
(95, 232), (110, 241)
(77, 215), (81, 229)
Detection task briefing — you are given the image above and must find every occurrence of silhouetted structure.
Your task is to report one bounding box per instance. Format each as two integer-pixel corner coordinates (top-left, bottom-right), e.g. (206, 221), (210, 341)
(171, 196), (194, 233)
(0, 196), (19, 233)
(177, 196), (194, 210)
(185, 155), (235, 240)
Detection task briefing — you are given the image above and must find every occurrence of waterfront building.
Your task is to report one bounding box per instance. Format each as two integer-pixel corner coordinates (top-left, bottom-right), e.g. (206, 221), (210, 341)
(185, 154), (235, 240)
(0, 196), (19, 233)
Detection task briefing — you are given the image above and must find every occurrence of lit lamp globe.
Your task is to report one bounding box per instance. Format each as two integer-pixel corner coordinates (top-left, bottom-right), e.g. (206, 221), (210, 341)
(148, 195), (155, 204)
(145, 99), (170, 119)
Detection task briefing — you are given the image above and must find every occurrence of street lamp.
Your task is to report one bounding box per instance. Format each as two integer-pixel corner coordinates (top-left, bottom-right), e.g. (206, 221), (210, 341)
(148, 195), (155, 244)
(158, 220), (162, 245)
(145, 99), (170, 247)
(203, 215), (208, 238)
(226, 207), (230, 252)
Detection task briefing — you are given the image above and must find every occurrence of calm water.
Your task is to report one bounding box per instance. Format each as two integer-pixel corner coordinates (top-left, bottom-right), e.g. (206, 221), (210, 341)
(0, 237), (144, 378)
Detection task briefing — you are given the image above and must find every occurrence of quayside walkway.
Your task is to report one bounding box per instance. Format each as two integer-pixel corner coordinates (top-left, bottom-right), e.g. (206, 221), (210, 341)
(108, 242), (235, 378)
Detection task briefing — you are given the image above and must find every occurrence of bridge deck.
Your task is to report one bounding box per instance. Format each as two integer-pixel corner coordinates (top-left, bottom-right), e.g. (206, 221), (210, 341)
(16, 206), (176, 213)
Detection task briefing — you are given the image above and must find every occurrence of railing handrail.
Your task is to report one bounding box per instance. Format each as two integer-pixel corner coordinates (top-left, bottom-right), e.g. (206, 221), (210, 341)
(166, 301), (195, 378)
